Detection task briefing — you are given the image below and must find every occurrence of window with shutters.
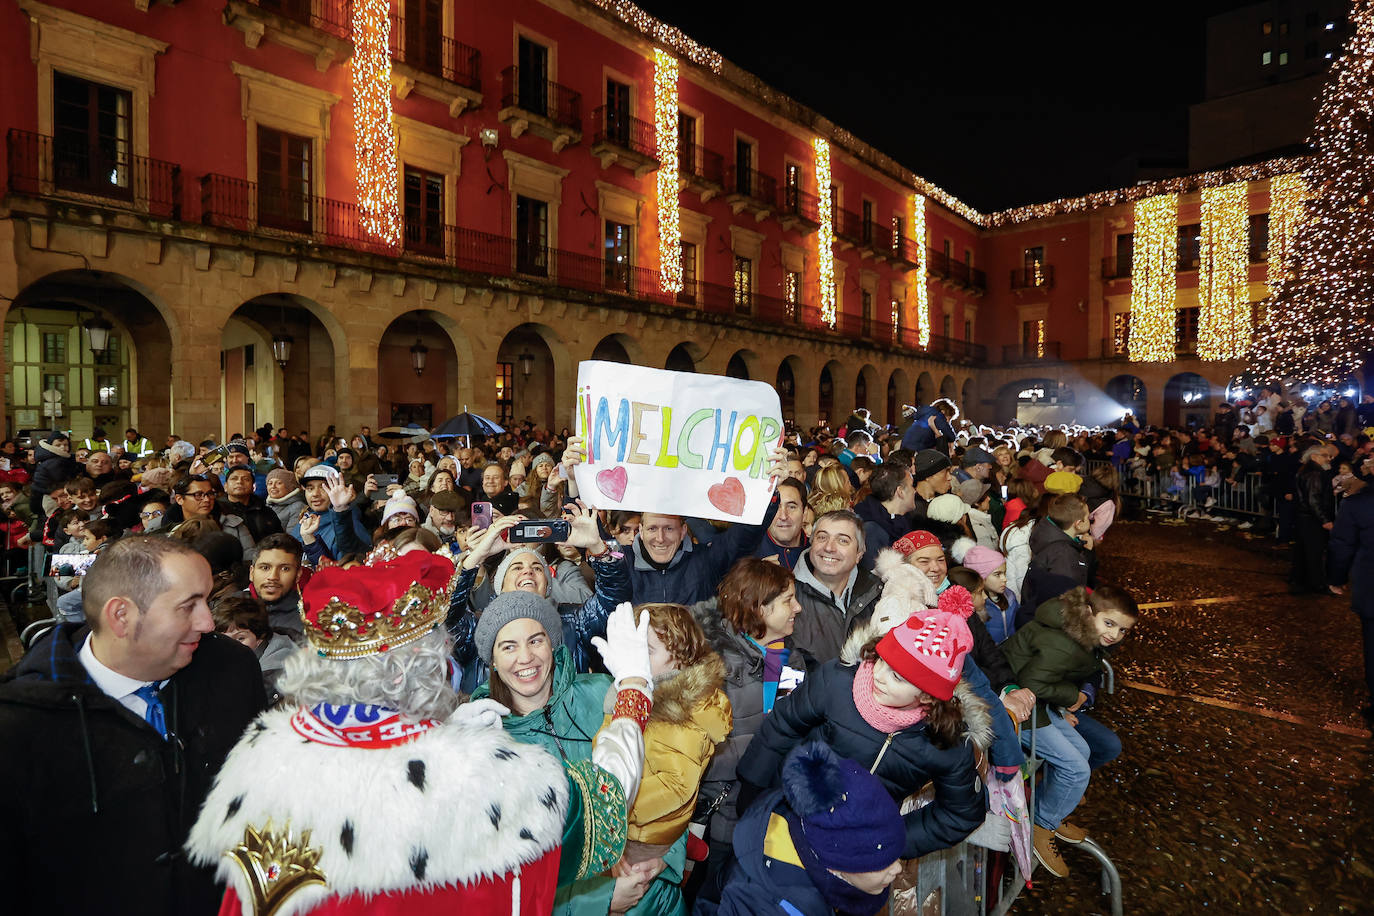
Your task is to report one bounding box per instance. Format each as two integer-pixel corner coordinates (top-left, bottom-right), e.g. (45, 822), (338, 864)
(52, 72), (132, 199)
(256, 126), (312, 232)
(402, 0), (444, 77)
(403, 166), (445, 256)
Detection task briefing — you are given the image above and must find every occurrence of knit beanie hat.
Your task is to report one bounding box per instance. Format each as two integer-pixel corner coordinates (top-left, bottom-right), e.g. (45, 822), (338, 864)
(491, 546), (553, 596)
(875, 593), (974, 701)
(266, 468), (297, 491)
(961, 545), (1006, 579)
(474, 589), (564, 664)
(1044, 470), (1083, 494)
(911, 449), (951, 482)
(381, 495), (420, 526)
(927, 493), (969, 524)
(301, 463), (341, 485)
(530, 452), (556, 472)
(781, 742), (904, 874)
(893, 529), (942, 556)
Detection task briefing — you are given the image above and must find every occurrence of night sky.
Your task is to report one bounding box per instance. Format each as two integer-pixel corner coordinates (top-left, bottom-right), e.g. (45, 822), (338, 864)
(634, 1), (1277, 211)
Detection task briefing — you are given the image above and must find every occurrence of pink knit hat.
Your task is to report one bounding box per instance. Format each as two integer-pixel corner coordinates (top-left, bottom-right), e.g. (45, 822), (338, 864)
(875, 594), (974, 702)
(962, 545), (1006, 579)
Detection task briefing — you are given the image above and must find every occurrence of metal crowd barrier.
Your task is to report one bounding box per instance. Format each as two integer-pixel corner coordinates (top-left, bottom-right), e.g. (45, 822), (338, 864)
(1085, 459), (1271, 521)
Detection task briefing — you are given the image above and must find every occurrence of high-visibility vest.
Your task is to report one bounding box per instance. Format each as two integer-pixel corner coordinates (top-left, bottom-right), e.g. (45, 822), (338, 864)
(125, 436), (153, 457)
(82, 438), (112, 453)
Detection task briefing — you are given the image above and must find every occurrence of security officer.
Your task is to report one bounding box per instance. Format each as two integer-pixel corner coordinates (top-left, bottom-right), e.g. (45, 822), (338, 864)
(123, 427), (154, 458)
(81, 426), (113, 453)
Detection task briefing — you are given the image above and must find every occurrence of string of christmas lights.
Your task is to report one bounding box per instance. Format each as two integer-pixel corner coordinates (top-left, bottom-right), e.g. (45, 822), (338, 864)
(1251, 0), (1374, 387)
(912, 193), (930, 347)
(1128, 193), (1179, 362)
(1197, 181), (1251, 361)
(653, 50), (682, 295)
(1266, 172), (1306, 293)
(585, 0), (722, 74)
(814, 137), (836, 329)
(351, 0), (399, 247)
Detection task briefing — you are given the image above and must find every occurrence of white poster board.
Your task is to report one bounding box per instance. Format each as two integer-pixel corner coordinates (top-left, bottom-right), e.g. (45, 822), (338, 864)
(573, 361), (784, 524)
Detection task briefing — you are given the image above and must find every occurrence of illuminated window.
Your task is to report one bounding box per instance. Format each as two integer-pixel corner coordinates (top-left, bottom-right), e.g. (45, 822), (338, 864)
(1261, 20), (1272, 35)
(42, 332), (66, 365)
(54, 72), (132, 198)
(733, 256), (752, 313)
(495, 362), (513, 426)
(97, 375), (118, 406)
(1262, 50), (1273, 65)
(1021, 318), (1045, 358)
(892, 214), (905, 247)
(1279, 50), (1289, 65)
(784, 271), (801, 320)
(604, 220), (632, 291)
(1113, 312), (1131, 354)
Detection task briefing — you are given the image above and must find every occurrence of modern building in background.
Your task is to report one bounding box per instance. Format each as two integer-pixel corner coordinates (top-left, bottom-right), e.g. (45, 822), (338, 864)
(0, 0), (1346, 440)
(1189, 0), (1348, 169)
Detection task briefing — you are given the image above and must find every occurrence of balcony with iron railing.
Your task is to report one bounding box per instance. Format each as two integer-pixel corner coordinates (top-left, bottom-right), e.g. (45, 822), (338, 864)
(1010, 264), (1054, 290)
(497, 66), (581, 150)
(723, 165), (777, 219)
(927, 247), (950, 278)
(223, 0), (353, 70)
(1002, 340), (1062, 363)
(6, 129), (182, 219)
(388, 12), (482, 116)
(200, 173), (399, 256)
(590, 107), (659, 177)
(776, 185), (820, 232)
(678, 143), (724, 200)
(833, 207), (865, 249)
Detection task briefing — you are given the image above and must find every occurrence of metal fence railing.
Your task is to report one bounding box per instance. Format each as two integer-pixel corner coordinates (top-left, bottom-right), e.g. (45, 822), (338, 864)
(1086, 459), (1271, 519)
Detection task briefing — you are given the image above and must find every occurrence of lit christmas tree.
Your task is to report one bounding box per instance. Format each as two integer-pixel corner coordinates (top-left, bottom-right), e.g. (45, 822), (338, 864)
(1249, 1), (1374, 388)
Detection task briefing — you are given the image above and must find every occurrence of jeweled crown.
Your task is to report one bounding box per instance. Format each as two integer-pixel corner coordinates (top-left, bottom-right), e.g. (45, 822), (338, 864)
(300, 551), (457, 660)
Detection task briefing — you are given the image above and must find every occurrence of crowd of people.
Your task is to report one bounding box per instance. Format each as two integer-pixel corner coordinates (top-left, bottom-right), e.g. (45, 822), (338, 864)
(0, 386), (1368, 915)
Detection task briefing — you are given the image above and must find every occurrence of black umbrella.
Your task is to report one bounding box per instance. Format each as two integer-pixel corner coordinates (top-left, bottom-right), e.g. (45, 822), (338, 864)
(430, 407), (505, 440)
(375, 423), (431, 443)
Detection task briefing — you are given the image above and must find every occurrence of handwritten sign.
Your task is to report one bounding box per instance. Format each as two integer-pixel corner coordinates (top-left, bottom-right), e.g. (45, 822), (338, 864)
(573, 361), (784, 524)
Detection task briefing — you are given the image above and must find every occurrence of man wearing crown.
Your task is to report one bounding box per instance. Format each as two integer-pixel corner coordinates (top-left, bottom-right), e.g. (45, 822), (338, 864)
(185, 549), (654, 915)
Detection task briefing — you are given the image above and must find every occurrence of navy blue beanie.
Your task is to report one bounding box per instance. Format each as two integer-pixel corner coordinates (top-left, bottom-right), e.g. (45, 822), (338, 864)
(782, 742), (905, 873)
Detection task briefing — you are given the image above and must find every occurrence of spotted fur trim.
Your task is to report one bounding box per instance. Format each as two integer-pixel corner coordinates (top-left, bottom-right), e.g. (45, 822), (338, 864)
(185, 707), (568, 916)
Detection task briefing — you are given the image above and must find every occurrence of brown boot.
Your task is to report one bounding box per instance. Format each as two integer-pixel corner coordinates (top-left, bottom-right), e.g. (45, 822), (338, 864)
(1054, 819), (1088, 844)
(1033, 825), (1070, 877)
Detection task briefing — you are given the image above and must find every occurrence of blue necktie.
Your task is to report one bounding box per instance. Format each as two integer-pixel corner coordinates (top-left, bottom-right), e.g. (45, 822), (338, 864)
(134, 683), (167, 739)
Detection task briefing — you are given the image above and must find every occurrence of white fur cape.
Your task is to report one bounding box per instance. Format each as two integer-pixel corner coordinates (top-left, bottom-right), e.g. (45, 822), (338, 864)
(185, 707), (569, 916)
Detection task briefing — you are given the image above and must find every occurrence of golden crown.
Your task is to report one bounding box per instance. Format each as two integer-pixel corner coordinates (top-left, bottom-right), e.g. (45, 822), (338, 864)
(301, 553), (457, 660)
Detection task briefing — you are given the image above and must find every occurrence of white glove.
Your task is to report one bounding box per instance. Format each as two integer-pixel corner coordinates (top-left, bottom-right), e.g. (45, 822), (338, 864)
(451, 698), (510, 730)
(590, 602), (653, 699)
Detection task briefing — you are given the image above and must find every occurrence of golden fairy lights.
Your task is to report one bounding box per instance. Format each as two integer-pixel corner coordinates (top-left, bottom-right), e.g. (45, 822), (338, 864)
(1128, 193), (1179, 362)
(912, 194), (930, 347)
(1267, 172), (1306, 291)
(653, 50), (682, 295)
(1252, 1), (1374, 387)
(814, 137), (836, 329)
(586, 0), (722, 74)
(351, 0), (399, 247)
(1197, 181), (1251, 361)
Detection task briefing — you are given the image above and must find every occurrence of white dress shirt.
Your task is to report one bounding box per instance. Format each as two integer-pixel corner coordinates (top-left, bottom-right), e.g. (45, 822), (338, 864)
(78, 634), (163, 719)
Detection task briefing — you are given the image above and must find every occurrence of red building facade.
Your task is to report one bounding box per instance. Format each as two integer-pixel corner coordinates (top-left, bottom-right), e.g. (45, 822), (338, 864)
(0, 0), (1307, 439)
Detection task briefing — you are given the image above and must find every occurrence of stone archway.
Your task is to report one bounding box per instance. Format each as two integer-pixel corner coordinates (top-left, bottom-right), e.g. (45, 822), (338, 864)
(939, 374), (958, 401)
(1164, 372), (1211, 429)
(1106, 374), (1148, 423)
(592, 333), (640, 365)
(666, 342), (698, 373)
(887, 368), (911, 426)
(726, 352), (750, 379)
(5, 269), (174, 440)
(376, 310), (461, 431)
(777, 356), (801, 424)
(819, 360), (844, 428)
(497, 323), (568, 431)
(854, 364), (879, 417)
(961, 378), (976, 423)
(916, 371), (935, 406)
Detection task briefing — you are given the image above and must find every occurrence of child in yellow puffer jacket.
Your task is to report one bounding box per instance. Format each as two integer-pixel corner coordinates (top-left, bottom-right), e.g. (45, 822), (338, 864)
(602, 602), (732, 914)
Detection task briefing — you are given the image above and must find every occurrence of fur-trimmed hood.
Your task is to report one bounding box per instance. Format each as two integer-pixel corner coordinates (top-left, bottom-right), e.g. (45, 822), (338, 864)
(1035, 589), (1098, 652)
(647, 651), (727, 729)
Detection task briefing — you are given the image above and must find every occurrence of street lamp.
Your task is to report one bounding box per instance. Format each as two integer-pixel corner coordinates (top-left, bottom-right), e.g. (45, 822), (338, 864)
(82, 316), (113, 361)
(271, 334), (294, 371)
(518, 350), (534, 378)
(410, 339), (429, 376)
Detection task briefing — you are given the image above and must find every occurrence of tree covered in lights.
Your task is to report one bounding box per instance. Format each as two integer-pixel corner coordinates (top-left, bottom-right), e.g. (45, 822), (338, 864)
(1250, 1), (1374, 387)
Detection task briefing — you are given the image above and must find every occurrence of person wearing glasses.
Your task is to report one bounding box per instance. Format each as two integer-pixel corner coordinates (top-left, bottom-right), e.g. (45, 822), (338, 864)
(171, 475), (255, 553)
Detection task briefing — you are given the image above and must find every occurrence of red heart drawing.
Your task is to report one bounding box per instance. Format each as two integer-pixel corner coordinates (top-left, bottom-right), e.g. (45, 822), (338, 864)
(707, 477), (746, 517)
(596, 466), (628, 503)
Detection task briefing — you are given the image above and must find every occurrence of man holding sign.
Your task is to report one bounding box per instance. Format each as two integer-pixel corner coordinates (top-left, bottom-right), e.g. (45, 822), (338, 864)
(568, 361), (789, 606)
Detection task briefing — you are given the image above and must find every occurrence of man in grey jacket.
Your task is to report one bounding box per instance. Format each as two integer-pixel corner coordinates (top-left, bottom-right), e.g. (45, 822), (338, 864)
(790, 509), (882, 662)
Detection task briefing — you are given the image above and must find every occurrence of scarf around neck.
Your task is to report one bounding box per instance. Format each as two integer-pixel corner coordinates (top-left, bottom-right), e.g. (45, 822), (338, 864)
(852, 660), (928, 734)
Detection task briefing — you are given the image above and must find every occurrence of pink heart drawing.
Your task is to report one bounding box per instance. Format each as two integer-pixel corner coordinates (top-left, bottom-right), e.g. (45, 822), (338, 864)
(707, 477), (746, 517)
(596, 466), (628, 503)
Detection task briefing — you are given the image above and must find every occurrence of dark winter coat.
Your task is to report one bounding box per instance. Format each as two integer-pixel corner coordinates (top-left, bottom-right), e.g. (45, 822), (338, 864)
(711, 787), (834, 916)
(693, 603), (817, 847)
(0, 624), (266, 915)
(31, 438), (79, 504)
(790, 549), (883, 663)
(219, 495), (283, 543)
(446, 552), (631, 694)
(292, 504), (372, 561)
(620, 495), (778, 606)
(1328, 489), (1374, 620)
(1000, 594), (1107, 727)
(1294, 462), (1336, 524)
(1027, 516), (1097, 587)
(736, 659), (988, 860)
(854, 495), (913, 569)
